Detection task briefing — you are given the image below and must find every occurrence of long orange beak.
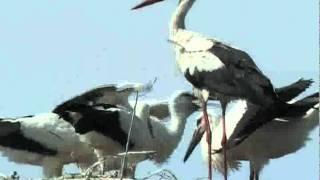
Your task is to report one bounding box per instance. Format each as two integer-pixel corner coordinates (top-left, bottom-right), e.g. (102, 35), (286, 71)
(131, 0), (165, 10)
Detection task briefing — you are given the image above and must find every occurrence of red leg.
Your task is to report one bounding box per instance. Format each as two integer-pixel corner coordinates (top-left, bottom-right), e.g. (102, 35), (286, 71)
(202, 101), (212, 180)
(221, 115), (227, 180)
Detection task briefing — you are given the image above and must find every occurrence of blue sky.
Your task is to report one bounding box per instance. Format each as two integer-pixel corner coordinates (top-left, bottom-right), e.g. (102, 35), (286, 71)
(0, 0), (318, 179)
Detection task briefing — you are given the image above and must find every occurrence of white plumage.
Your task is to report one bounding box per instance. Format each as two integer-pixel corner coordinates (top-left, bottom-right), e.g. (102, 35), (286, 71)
(0, 82), (154, 178)
(59, 91), (199, 177)
(132, 1), (291, 179)
(191, 94), (319, 179)
(0, 113), (96, 178)
(176, 51), (225, 75)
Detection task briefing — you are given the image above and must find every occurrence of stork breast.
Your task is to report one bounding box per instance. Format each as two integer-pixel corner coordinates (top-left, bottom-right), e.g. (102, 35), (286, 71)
(177, 51), (225, 75)
(172, 29), (214, 52)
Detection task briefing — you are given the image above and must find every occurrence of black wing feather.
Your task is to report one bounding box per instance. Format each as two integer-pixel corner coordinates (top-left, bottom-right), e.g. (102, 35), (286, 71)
(275, 79), (313, 102)
(53, 84), (137, 114)
(208, 42), (276, 105)
(0, 120), (57, 155)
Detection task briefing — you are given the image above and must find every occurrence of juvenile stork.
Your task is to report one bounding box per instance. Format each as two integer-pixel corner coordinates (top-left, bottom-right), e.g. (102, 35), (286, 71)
(132, 1), (308, 179)
(0, 114), (97, 178)
(55, 91), (200, 178)
(0, 82), (153, 178)
(184, 89), (319, 180)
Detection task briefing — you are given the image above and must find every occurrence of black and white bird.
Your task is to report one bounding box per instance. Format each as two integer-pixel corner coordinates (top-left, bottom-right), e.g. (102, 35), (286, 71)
(183, 78), (315, 158)
(132, 1), (310, 179)
(55, 91), (200, 177)
(0, 82), (154, 178)
(0, 114), (97, 178)
(184, 79), (315, 156)
(183, 84), (319, 179)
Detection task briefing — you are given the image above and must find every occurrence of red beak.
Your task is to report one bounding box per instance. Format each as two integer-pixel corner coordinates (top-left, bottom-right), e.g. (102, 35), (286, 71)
(131, 0), (165, 10)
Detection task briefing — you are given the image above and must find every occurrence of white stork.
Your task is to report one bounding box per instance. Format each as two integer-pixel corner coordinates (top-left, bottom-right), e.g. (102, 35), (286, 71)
(183, 78), (315, 158)
(0, 82), (153, 178)
(55, 91), (200, 178)
(0, 114), (97, 178)
(131, 1), (310, 179)
(183, 85), (319, 179)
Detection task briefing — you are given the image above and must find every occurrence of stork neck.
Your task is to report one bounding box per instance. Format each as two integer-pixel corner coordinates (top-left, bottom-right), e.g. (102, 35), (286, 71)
(168, 112), (187, 136)
(169, 0), (196, 37)
(150, 100), (195, 163)
(167, 102), (194, 141)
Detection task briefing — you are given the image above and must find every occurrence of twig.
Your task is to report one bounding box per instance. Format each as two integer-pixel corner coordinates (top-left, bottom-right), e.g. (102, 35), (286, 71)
(137, 169), (178, 180)
(167, 39), (186, 50)
(48, 130), (64, 141)
(83, 155), (118, 178)
(117, 151), (156, 157)
(167, 39), (205, 53)
(119, 91), (139, 179)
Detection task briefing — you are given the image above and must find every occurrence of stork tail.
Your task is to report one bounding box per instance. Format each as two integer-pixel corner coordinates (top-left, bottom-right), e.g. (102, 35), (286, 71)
(277, 92), (319, 118)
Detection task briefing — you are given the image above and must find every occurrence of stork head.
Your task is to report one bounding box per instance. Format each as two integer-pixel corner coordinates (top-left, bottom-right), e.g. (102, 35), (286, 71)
(171, 91), (201, 116)
(131, 0), (166, 10)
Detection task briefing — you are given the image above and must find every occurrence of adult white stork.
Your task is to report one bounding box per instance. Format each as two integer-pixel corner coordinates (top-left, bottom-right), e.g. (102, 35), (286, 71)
(183, 88), (319, 179)
(183, 78), (315, 158)
(184, 78), (315, 154)
(55, 91), (200, 178)
(0, 114), (97, 178)
(131, 1), (309, 179)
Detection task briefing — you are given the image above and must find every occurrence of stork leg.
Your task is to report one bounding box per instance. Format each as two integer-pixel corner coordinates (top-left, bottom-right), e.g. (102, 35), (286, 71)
(202, 99), (212, 180)
(249, 161), (259, 180)
(249, 162), (254, 180)
(220, 101), (228, 180)
(126, 165), (136, 179)
(42, 159), (63, 178)
(255, 172), (259, 180)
